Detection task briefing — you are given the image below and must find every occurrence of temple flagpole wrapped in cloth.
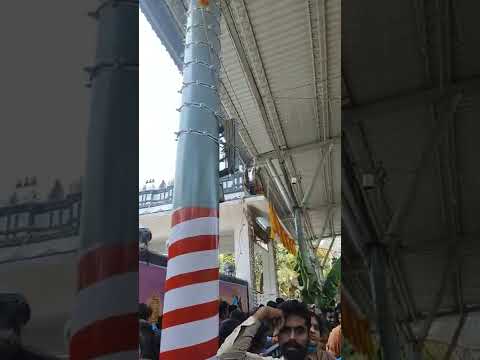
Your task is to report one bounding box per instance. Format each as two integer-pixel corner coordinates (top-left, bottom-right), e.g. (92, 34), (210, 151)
(159, 0), (222, 359)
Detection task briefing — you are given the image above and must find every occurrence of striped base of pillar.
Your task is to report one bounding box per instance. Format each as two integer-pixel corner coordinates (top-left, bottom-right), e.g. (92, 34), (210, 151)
(160, 207), (220, 360)
(69, 241), (138, 359)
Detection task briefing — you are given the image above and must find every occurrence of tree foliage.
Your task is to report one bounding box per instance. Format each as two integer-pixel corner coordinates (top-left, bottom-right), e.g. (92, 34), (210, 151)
(219, 241), (340, 309)
(320, 256), (340, 308)
(219, 253), (235, 274)
(295, 250), (341, 308)
(275, 243), (301, 299)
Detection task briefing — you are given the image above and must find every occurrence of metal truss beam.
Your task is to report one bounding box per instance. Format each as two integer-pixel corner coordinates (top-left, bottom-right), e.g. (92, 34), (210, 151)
(256, 136), (340, 164)
(343, 75), (480, 122)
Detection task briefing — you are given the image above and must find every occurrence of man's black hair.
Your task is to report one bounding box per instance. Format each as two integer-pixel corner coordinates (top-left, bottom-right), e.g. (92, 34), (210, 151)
(228, 304), (238, 314)
(275, 297), (285, 304)
(139, 303), (151, 321)
(311, 312), (330, 337)
(219, 300), (229, 319)
(278, 300), (311, 329)
(266, 300), (278, 308)
(230, 309), (246, 322)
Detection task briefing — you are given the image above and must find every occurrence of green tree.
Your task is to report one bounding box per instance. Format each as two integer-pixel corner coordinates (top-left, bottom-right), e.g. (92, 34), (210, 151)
(295, 250), (340, 307)
(219, 253), (235, 275)
(275, 243), (301, 299)
(319, 257), (340, 308)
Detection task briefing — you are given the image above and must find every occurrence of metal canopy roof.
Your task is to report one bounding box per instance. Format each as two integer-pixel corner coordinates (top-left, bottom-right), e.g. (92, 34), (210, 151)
(141, 0), (341, 251)
(343, 0), (480, 353)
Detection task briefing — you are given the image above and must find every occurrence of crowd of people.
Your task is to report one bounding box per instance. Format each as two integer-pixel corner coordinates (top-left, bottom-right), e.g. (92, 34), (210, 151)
(139, 296), (342, 360)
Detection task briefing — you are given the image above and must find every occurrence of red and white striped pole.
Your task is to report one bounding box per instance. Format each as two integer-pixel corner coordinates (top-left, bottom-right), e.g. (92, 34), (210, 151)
(69, 1), (139, 358)
(159, 0), (222, 359)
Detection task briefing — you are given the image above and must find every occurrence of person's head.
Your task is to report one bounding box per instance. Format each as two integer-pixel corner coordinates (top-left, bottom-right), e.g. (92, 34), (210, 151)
(228, 304), (238, 315)
(219, 301), (229, 321)
(335, 303), (342, 324)
(147, 295), (161, 325)
(276, 297), (285, 305)
(267, 300), (278, 308)
(309, 312), (330, 350)
(139, 303), (151, 321)
(326, 309), (335, 327)
(230, 309), (246, 322)
(277, 300), (310, 360)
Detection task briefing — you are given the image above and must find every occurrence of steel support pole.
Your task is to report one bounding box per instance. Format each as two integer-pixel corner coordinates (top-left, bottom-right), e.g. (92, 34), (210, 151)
(294, 207), (324, 304)
(294, 207), (314, 278)
(295, 207), (311, 272)
(159, 1), (222, 359)
(69, 1), (138, 358)
(369, 243), (401, 360)
(266, 159), (294, 213)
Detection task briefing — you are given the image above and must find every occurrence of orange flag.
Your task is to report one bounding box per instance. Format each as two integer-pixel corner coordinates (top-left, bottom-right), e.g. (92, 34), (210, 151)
(268, 203), (297, 255)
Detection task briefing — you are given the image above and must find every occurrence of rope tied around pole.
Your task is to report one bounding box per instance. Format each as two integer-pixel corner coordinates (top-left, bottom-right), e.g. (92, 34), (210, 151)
(178, 80), (218, 93)
(84, 59), (138, 87)
(186, 24), (220, 38)
(174, 128), (219, 145)
(184, 41), (221, 62)
(183, 59), (217, 73)
(176, 101), (225, 121)
(174, 128), (243, 153)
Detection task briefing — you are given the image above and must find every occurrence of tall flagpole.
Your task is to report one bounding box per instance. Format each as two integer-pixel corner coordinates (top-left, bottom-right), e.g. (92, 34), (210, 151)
(159, 0), (222, 359)
(69, 1), (139, 359)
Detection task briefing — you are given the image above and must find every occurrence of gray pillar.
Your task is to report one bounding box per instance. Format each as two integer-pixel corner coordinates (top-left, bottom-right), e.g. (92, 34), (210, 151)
(261, 240), (278, 301)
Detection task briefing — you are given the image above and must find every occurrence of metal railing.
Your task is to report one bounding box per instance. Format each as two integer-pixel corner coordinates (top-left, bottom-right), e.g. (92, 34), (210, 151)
(139, 171), (245, 209)
(0, 194), (81, 247)
(0, 171), (248, 245)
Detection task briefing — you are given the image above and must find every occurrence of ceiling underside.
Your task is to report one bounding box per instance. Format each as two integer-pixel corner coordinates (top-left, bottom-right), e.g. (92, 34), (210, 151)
(140, 0), (341, 249)
(343, 0), (480, 350)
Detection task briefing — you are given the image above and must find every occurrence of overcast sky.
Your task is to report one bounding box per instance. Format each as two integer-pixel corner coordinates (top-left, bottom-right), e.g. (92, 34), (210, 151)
(0, 7), (180, 203)
(139, 10), (182, 188)
(0, 1), (96, 203)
